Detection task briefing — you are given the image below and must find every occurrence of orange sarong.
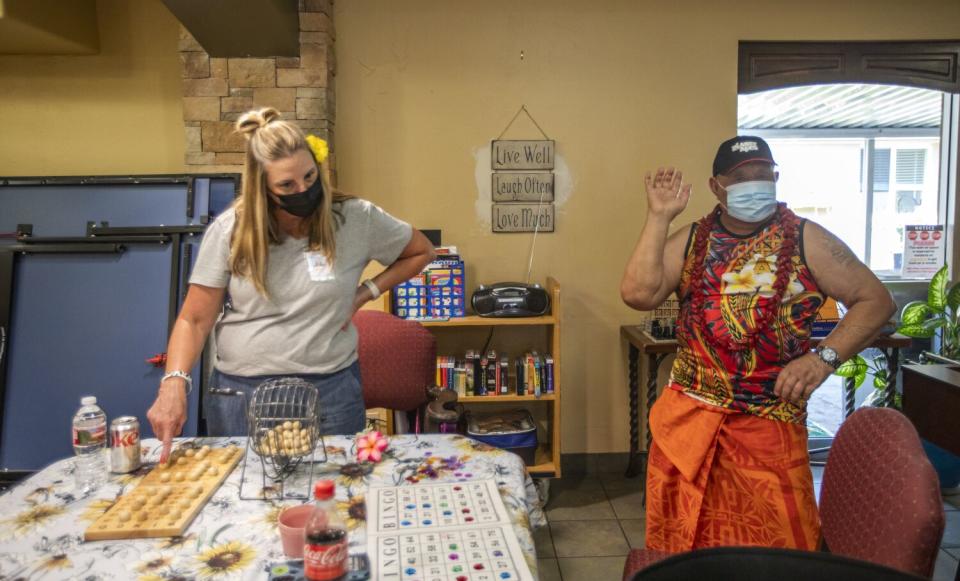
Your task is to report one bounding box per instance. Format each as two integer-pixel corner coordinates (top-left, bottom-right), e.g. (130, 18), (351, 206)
(645, 388), (820, 553)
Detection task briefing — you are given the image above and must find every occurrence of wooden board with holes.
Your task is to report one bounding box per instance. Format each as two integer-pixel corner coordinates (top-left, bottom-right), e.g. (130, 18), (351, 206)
(84, 444), (244, 541)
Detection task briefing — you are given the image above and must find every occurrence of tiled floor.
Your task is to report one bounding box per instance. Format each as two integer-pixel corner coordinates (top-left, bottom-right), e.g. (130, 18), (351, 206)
(534, 466), (960, 581)
(939, 497), (960, 581)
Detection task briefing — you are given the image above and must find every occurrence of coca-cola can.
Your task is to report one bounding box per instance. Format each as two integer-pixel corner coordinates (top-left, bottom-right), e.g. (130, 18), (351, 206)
(110, 416), (141, 473)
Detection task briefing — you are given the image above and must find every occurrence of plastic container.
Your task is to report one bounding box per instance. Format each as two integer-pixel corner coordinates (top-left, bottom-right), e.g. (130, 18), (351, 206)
(304, 480), (348, 581)
(278, 504), (314, 558)
(465, 409), (538, 465)
(72, 395), (107, 491)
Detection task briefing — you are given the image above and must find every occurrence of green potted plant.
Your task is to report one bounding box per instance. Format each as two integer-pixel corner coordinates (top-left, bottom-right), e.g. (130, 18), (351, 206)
(894, 264), (960, 488)
(897, 265), (960, 358)
(835, 352), (900, 409)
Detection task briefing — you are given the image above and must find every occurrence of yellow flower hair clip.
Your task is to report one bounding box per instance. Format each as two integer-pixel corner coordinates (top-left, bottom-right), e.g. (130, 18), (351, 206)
(306, 135), (329, 164)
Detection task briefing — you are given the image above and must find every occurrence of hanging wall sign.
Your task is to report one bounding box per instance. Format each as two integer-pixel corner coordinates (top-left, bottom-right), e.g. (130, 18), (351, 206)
(492, 172), (555, 202)
(491, 140), (555, 170)
(489, 106), (557, 233)
(492, 204), (555, 233)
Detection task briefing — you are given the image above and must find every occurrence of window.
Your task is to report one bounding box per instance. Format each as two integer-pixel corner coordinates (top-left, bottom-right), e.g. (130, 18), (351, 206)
(739, 84), (949, 279)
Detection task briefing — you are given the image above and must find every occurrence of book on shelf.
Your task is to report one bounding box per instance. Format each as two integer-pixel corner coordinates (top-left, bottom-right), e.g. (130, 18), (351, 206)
(435, 350), (555, 398)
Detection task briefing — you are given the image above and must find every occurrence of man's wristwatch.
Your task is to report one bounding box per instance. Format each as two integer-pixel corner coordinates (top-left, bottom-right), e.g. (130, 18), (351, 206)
(161, 370), (193, 394)
(814, 346), (842, 371)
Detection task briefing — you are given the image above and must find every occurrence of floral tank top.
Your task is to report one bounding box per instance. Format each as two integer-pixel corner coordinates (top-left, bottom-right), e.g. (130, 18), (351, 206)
(668, 208), (825, 423)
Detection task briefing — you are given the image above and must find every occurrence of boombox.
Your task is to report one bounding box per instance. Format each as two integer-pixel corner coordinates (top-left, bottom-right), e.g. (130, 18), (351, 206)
(471, 282), (551, 318)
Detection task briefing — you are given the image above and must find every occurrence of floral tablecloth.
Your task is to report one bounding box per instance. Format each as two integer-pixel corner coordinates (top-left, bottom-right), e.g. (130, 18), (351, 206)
(0, 435), (545, 580)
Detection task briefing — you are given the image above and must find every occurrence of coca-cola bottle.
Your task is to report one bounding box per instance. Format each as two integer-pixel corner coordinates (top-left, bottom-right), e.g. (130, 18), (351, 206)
(304, 480), (348, 581)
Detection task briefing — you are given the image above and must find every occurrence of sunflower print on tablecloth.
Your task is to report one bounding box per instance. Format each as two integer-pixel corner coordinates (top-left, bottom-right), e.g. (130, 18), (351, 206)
(34, 552), (71, 574)
(2, 503), (66, 538)
(193, 540), (257, 579)
(334, 462), (374, 489)
(157, 532), (199, 551)
(337, 494), (367, 530)
(132, 552), (175, 580)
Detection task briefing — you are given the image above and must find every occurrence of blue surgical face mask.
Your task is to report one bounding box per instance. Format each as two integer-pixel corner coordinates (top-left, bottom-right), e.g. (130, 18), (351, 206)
(719, 180), (777, 223)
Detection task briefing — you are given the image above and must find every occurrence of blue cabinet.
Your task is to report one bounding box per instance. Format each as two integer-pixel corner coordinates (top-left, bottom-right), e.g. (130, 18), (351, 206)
(0, 175), (237, 471)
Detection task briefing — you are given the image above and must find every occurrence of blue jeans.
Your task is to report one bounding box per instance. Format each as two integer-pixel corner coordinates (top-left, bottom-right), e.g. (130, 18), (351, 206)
(204, 360), (365, 437)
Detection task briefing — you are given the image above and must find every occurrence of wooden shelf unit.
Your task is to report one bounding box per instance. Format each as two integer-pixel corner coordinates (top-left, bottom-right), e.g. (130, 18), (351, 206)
(421, 315), (558, 327)
(416, 277), (563, 479)
(528, 444), (555, 476)
(458, 394), (556, 403)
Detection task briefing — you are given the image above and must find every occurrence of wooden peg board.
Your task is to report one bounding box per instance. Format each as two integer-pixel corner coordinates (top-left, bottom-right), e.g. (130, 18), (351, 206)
(84, 444), (243, 541)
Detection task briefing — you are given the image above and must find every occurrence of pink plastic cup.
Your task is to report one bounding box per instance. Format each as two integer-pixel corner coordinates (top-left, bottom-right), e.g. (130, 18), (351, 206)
(278, 504), (313, 558)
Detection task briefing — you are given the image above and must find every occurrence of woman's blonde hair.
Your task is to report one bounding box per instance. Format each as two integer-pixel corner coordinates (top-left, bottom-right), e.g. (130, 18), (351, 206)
(231, 107), (352, 296)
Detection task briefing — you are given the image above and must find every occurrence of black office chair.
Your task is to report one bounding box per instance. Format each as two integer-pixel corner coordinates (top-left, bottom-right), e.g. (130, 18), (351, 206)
(627, 546), (925, 581)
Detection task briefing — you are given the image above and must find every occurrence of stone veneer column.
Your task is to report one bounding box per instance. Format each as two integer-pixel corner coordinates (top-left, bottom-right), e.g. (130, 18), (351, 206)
(179, 0), (336, 179)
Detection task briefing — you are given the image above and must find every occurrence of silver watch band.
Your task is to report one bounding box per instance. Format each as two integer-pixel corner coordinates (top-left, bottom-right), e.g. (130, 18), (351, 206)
(161, 370), (193, 394)
(815, 346), (841, 370)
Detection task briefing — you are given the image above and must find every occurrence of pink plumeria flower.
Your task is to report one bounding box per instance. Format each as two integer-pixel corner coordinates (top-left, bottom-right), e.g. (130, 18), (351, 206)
(356, 431), (389, 463)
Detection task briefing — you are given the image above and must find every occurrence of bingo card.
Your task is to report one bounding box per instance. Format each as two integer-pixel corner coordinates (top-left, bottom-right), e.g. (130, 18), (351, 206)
(367, 479), (534, 581)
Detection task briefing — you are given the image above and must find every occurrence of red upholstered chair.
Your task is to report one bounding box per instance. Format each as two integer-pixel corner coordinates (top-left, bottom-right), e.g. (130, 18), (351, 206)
(819, 406), (945, 578)
(624, 546), (925, 581)
(353, 310), (435, 422)
(623, 549), (671, 578)
(622, 407), (945, 581)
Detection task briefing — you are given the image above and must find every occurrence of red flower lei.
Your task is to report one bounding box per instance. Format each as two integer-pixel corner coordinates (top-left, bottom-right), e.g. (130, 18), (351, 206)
(680, 202), (799, 352)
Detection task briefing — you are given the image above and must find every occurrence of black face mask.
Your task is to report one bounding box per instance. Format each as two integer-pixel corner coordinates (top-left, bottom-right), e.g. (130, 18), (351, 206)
(272, 178), (324, 218)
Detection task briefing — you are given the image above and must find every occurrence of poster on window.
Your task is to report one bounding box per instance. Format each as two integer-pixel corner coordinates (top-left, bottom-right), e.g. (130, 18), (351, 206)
(902, 225), (945, 278)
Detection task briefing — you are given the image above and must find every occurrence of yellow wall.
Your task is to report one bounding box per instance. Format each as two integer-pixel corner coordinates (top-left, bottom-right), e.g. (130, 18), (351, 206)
(0, 0), (182, 175)
(334, 0), (960, 453)
(0, 0), (958, 453)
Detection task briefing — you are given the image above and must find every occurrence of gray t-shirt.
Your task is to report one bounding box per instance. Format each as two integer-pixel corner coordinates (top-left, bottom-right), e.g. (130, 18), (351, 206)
(189, 198), (413, 376)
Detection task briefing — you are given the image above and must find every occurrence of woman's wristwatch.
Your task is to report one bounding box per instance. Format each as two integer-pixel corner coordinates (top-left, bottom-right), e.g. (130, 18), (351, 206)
(362, 279), (382, 300)
(161, 370), (193, 394)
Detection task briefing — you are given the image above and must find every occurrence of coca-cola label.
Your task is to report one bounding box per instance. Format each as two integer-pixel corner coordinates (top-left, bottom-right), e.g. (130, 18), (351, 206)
(111, 428), (139, 447)
(304, 539), (347, 580)
(73, 425), (106, 446)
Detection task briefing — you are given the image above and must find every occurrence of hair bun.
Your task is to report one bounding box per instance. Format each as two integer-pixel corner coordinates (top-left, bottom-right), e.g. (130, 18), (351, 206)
(236, 107), (282, 139)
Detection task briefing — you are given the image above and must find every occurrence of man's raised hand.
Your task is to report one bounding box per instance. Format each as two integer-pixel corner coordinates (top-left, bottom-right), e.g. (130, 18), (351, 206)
(645, 167), (691, 221)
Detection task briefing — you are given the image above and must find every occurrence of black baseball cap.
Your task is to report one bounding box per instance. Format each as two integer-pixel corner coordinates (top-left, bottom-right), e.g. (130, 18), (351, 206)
(712, 135), (776, 176)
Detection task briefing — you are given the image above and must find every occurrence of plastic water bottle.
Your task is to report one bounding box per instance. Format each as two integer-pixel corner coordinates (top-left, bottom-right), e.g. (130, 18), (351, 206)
(72, 396), (107, 491)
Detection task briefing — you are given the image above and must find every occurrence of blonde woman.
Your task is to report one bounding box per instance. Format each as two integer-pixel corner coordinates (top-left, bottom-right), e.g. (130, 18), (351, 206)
(146, 108), (435, 461)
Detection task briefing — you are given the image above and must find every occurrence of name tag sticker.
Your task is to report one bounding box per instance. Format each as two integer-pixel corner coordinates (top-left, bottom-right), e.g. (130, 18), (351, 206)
(305, 252), (335, 282)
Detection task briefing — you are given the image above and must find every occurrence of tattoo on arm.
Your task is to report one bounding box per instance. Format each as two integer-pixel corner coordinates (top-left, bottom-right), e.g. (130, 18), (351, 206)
(823, 230), (858, 267)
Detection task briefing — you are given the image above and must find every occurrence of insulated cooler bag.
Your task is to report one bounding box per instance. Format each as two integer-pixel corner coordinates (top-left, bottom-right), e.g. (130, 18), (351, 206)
(465, 410), (538, 465)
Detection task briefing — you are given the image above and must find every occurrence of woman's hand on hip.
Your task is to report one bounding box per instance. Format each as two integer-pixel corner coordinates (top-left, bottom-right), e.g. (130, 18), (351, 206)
(342, 285), (373, 330)
(146, 381), (188, 464)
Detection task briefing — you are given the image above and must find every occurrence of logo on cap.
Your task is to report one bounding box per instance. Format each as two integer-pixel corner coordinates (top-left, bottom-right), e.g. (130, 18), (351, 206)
(731, 141), (759, 153)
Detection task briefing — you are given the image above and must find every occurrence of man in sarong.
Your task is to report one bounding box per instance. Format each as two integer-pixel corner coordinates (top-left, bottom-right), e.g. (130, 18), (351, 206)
(620, 136), (897, 551)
